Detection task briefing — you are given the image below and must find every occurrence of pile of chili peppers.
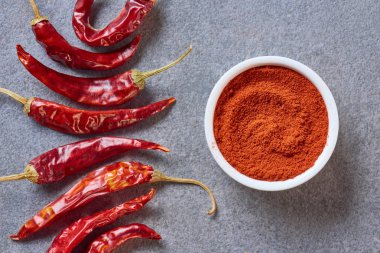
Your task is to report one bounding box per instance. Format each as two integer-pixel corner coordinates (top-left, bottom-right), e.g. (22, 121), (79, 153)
(0, 1), (217, 252)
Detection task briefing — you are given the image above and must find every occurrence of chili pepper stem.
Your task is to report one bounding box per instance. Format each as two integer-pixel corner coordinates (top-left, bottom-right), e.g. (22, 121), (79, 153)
(151, 170), (217, 215)
(29, 0), (48, 25)
(0, 165), (38, 183)
(0, 174), (26, 182)
(132, 46), (192, 89)
(0, 88), (33, 114)
(0, 88), (27, 105)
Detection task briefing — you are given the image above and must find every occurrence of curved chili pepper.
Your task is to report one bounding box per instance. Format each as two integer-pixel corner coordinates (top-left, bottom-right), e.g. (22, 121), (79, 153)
(11, 161), (217, 240)
(87, 224), (161, 253)
(0, 88), (175, 135)
(47, 189), (156, 253)
(73, 0), (156, 47)
(27, 0), (140, 70)
(17, 45), (191, 106)
(0, 137), (168, 184)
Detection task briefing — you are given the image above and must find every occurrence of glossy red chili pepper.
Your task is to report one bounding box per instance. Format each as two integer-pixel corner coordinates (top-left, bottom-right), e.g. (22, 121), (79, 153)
(27, 0), (140, 70)
(0, 137), (168, 184)
(86, 224), (161, 253)
(73, 0), (156, 47)
(11, 161), (216, 240)
(47, 189), (156, 253)
(0, 88), (175, 135)
(17, 45), (191, 106)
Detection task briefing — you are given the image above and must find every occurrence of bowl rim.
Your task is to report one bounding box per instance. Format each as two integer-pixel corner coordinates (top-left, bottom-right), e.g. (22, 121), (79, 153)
(204, 56), (339, 191)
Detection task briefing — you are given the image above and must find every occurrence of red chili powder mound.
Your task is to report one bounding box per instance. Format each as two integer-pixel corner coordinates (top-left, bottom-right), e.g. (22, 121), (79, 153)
(214, 66), (329, 181)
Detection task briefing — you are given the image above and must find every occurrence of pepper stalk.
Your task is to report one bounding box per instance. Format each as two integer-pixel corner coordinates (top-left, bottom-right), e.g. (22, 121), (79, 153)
(0, 165), (38, 183)
(0, 88), (32, 114)
(151, 170), (217, 215)
(132, 46), (192, 89)
(29, 0), (49, 25)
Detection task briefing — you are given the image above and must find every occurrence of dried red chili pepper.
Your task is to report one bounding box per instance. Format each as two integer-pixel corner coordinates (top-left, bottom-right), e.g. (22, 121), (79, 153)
(27, 0), (140, 70)
(11, 161), (216, 240)
(0, 137), (168, 184)
(47, 189), (156, 253)
(86, 224), (161, 253)
(0, 88), (175, 135)
(73, 0), (156, 47)
(17, 45), (191, 106)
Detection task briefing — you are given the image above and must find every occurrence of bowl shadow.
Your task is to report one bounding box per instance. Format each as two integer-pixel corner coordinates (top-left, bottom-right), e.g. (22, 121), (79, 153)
(234, 130), (355, 233)
(69, 3), (165, 78)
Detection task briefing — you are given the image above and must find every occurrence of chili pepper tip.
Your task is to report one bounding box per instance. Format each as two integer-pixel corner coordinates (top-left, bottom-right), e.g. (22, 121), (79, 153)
(158, 146), (170, 152)
(151, 233), (162, 240)
(16, 45), (31, 65)
(10, 234), (19, 241)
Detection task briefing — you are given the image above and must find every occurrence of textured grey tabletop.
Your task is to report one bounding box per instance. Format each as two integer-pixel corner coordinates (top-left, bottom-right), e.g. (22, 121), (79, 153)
(0, 1), (379, 252)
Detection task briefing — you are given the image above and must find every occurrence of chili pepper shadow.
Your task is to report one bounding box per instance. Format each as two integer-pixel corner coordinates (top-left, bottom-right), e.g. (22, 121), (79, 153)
(87, 0), (108, 26)
(36, 83), (174, 139)
(37, 149), (169, 194)
(68, 4), (164, 78)
(21, 96), (176, 141)
(93, 237), (164, 253)
(73, 216), (163, 253)
(15, 185), (159, 244)
(74, 233), (163, 253)
(123, 104), (175, 135)
(115, 7), (165, 74)
(71, 185), (164, 253)
(93, 93), (176, 137)
(231, 129), (355, 236)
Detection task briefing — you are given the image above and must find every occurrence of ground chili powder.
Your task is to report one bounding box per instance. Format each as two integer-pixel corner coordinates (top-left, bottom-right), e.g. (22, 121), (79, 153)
(214, 66), (328, 181)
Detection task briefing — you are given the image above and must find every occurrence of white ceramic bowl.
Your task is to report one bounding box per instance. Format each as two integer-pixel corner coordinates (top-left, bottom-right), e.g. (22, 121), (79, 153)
(205, 56), (339, 191)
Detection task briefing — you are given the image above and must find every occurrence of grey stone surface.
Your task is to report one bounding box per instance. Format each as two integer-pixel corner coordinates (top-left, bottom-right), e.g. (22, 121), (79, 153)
(0, 0), (379, 252)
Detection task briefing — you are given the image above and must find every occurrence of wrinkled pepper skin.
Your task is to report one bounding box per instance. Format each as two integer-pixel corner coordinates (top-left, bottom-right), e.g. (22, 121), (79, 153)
(11, 162), (154, 240)
(29, 137), (168, 184)
(17, 45), (141, 106)
(73, 0), (156, 47)
(87, 224), (161, 253)
(47, 189), (156, 253)
(25, 97), (175, 135)
(32, 20), (141, 70)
